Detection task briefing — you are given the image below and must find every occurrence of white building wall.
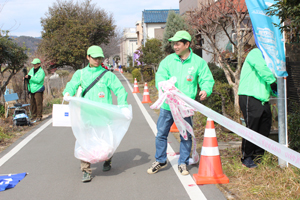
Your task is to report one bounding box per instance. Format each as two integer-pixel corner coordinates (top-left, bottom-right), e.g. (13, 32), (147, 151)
(146, 23), (165, 39)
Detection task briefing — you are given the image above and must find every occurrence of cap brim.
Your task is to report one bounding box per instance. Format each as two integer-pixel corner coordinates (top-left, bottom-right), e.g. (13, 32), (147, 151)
(90, 53), (104, 58)
(168, 36), (182, 42)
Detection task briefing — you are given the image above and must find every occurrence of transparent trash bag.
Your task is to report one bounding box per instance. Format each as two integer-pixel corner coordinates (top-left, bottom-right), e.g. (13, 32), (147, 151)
(69, 97), (132, 164)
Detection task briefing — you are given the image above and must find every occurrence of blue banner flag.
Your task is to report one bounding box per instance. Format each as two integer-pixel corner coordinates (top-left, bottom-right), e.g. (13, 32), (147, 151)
(0, 173), (27, 191)
(246, 0), (288, 77)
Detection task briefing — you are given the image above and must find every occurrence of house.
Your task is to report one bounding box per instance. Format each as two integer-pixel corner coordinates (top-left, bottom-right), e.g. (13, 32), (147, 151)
(141, 9), (180, 44)
(120, 28), (138, 66)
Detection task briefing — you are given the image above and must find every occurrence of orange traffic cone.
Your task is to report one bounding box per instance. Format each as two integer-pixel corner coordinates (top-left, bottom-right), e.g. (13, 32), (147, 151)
(170, 123), (179, 132)
(132, 78), (140, 93)
(121, 68), (123, 73)
(141, 82), (152, 103)
(193, 118), (229, 185)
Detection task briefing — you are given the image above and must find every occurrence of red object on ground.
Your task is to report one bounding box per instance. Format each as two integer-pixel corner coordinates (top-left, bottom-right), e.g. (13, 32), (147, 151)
(141, 82), (152, 103)
(193, 118), (229, 185)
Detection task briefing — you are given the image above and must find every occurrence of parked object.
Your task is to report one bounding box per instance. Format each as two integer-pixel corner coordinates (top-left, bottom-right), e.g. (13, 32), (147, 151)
(4, 93), (30, 119)
(12, 105), (31, 126)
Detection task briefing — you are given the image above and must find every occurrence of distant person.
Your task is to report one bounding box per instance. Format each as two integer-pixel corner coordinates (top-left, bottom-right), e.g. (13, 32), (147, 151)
(238, 48), (277, 168)
(147, 30), (214, 175)
(63, 45), (131, 182)
(24, 58), (45, 122)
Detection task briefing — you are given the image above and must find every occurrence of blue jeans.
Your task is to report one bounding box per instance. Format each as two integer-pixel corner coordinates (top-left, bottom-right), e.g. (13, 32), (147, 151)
(155, 108), (193, 165)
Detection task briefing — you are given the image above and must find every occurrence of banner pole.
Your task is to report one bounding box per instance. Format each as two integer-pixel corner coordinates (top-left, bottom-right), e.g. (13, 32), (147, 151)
(278, 77), (288, 167)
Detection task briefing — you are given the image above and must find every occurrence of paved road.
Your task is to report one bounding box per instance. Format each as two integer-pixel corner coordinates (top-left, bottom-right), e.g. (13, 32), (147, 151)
(0, 72), (226, 200)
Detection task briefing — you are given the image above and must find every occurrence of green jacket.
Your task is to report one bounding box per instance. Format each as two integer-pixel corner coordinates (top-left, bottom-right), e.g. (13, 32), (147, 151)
(63, 64), (128, 106)
(28, 67), (45, 93)
(156, 49), (215, 111)
(238, 48), (276, 103)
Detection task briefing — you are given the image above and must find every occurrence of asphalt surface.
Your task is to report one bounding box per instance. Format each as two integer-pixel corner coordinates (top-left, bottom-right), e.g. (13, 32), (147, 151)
(0, 71), (226, 200)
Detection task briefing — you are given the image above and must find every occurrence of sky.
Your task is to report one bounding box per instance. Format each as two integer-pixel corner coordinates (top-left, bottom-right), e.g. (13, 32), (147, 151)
(0, 0), (179, 37)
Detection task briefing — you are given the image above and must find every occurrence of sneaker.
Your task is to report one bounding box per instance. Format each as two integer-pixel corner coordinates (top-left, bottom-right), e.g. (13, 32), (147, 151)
(178, 164), (189, 175)
(82, 171), (91, 182)
(147, 161), (168, 174)
(242, 157), (257, 168)
(103, 157), (112, 171)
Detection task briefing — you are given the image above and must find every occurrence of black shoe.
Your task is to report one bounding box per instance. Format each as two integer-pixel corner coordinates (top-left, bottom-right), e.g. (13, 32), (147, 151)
(82, 171), (91, 182)
(242, 157), (257, 168)
(35, 118), (42, 122)
(178, 164), (189, 175)
(147, 161), (168, 174)
(103, 157), (112, 171)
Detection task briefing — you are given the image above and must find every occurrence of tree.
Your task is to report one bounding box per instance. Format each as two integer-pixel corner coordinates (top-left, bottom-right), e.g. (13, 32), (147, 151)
(266, 0), (300, 43)
(186, 0), (252, 118)
(39, 0), (116, 70)
(0, 31), (28, 98)
(138, 38), (164, 74)
(100, 29), (122, 59)
(162, 11), (188, 54)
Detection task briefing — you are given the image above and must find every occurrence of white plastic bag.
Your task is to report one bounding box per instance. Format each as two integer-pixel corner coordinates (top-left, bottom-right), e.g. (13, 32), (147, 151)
(69, 97), (132, 163)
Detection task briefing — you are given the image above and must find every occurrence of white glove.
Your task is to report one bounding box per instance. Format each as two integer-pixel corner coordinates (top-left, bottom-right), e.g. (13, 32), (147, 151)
(121, 107), (132, 120)
(63, 92), (71, 102)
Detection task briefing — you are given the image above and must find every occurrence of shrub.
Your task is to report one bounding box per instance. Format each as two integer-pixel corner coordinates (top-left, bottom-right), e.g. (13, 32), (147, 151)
(132, 68), (141, 82)
(142, 66), (155, 82)
(288, 101), (300, 152)
(0, 104), (5, 118)
(127, 66), (135, 74)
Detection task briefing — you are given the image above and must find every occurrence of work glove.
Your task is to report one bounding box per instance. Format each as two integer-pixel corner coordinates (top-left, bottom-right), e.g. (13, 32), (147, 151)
(63, 92), (71, 102)
(121, 107), (132, 120)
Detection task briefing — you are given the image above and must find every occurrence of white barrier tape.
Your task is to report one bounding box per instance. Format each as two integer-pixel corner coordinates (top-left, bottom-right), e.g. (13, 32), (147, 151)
(175, 91), (300, 169)
(201, 147), (220, 156)
(204, 129), (216, 137)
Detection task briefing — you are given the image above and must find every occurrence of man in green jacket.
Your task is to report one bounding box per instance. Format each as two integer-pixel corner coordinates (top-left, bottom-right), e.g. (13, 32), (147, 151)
(147, 30), (214, 176)
(238, 48), (276, 168)
(63, 45), (131, 182)
(25, 58), (45, 122)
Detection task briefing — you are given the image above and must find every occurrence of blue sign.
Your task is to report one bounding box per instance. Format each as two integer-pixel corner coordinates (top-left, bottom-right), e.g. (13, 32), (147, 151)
(246, 0), (288, 77)
(0, 173), (27, 191)
(64, 112), (69, 117)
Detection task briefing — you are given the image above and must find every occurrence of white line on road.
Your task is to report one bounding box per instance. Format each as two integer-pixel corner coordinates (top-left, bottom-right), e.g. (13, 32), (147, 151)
(0, 119), (53, 167)
(119, 72), (207, 200)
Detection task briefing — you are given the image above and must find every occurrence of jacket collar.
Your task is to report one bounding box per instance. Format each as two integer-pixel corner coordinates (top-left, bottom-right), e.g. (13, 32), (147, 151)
(174, 48), (193, 61)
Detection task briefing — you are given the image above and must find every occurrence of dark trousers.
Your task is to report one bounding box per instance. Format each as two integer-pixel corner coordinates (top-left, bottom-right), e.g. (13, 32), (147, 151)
(239, 95), (272, 160)
(30, 92), (43, 119)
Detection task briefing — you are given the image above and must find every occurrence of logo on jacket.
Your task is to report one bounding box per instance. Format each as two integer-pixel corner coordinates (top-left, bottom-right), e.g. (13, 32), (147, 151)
(186, 75), (194, 82)
(188, 66), (195, 74)
(98, 92), (105, 98)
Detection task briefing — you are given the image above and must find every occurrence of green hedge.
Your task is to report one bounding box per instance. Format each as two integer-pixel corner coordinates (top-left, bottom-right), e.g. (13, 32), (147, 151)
(132, 68), (141, 82)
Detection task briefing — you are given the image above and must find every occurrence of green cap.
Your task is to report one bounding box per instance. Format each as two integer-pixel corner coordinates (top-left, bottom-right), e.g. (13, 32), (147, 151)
(87, 45), (104, 58)
(31, 58), (41, 64)
(168, 30), (191, 42)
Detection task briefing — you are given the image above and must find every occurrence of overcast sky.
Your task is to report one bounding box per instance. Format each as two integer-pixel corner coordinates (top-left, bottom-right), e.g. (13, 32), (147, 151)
(0, 0), (179, 37)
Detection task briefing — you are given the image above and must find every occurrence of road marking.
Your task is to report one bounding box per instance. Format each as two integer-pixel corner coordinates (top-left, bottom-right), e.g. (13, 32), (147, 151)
(119, 73), (207, 200)
(0, 119), (53, 167)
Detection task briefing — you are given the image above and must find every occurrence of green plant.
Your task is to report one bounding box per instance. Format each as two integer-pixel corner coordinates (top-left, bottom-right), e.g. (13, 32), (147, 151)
(126, 66), (135, 74)
(132, 68), (141, 82)
(148, 79), (155, 87)
(288, 101), (300, 152)
(0, 104), (5, 118)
